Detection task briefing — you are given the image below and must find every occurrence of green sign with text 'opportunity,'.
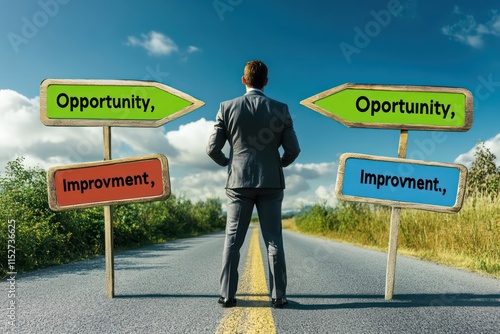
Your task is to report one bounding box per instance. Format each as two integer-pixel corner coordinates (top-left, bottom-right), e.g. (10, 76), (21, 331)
(301, 83), (473, 131)
(40, 79), (204, 127)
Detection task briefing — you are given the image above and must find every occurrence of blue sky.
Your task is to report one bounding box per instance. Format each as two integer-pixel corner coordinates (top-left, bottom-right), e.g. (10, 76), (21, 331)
(1, 0), (499, 212)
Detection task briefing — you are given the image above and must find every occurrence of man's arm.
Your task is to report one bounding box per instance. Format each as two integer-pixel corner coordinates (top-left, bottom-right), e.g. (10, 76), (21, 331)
(207, 108), (230, 166)
(280, 106), (301, 167)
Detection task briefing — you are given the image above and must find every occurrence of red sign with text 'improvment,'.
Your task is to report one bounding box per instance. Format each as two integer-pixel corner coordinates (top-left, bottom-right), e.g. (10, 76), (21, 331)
(47, 154), (170, 211)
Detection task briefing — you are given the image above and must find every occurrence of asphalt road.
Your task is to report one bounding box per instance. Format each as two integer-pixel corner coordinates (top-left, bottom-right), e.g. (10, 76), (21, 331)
(3, 226), (499, 333)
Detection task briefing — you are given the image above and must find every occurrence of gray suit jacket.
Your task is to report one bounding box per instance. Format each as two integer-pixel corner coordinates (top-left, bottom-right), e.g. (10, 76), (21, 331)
(207, 90), (300, 189)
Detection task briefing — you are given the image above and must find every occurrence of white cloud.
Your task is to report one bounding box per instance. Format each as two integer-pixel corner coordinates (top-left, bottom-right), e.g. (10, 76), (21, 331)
(0, 89), (211, 169)
(286, 162), (337, 178)
(0, 89), (341, 212)
(283, 187), (337, 213)
(483, 10), (500, 36)
(111, 127), (174, 158)
(284, 174), (310, 195)
(172, 169), (227, 203)
(170, 166), (335, 213)
(187, 45), (201, 53)
(315, 184), (339, 208)
(127, 31), (179, 56)
(126, 31), (201, 60)
(282, 162), (339, 211)
(164, 118), (216, 168)
(0, 89), (104, 171)
(442, 9), (500, 48)
(454, 133), (500, 167)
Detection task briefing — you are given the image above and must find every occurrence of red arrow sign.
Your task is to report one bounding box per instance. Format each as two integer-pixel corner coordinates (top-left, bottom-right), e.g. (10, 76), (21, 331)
(47, 154), (170, 211)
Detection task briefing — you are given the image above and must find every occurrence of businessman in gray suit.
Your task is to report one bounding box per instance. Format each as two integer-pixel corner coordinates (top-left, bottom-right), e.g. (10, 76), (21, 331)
(207, 60), (300, 308)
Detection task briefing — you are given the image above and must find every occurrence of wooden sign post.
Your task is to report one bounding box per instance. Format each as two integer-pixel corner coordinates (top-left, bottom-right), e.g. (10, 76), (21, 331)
(41, 79), (204, 298)
(104, 127), (113, 298)
(301, 83), (473, 300)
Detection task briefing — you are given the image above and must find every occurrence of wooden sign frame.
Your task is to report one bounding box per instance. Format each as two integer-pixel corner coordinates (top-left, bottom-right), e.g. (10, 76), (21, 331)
(40, 79), (205, 127)
(335, 153), (468, 213)
(301, 83), (473, 131)
(47, 154), (170, 211)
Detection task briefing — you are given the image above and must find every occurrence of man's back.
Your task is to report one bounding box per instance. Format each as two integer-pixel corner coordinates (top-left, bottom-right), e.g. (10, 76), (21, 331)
(207, 90), (300, 189)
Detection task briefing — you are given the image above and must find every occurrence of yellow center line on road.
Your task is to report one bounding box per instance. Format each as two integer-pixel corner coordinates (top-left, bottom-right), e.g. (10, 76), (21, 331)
(216, 228), (276, 334)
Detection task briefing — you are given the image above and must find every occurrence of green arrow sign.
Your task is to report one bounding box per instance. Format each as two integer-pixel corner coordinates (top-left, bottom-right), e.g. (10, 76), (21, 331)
(300, 83), (473, 131)
(40, 79), (205, 127)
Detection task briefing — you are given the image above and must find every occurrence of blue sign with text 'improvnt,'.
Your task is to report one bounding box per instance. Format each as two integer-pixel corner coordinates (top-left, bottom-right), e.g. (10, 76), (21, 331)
(335, 153), (467, 212)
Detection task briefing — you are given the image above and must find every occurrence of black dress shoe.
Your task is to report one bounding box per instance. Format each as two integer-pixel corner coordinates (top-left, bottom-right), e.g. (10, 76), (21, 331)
(271, 297), (288, 308)
(218, 297), (237, 308)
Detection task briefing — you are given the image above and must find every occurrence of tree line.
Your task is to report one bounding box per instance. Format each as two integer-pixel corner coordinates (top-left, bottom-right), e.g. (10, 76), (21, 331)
(1, 142), (498, 278)
(0, 157), (225, 278)
(294, 142), (499, 277)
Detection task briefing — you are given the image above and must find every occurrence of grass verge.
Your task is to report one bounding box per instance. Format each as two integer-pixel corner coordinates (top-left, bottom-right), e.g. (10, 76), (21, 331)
(285, 194), (499, 279)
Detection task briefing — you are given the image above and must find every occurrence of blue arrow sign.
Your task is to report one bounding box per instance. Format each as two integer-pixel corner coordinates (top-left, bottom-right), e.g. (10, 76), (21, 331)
(335, 153), (467, 212)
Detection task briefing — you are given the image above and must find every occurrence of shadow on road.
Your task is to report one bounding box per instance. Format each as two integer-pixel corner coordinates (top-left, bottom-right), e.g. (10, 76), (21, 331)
(114, 293), (273, 308)
(114, 292), (499, 309)
(284, 293), (500, 309)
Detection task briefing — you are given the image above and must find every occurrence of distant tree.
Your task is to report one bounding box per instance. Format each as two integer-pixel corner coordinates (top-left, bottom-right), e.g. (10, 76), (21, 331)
(466, 141), (500, 196)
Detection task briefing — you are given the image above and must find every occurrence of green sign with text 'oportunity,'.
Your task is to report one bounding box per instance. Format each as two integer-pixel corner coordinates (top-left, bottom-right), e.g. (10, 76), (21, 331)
(301, 83), (473, 131)
(40, 79), (204, 127)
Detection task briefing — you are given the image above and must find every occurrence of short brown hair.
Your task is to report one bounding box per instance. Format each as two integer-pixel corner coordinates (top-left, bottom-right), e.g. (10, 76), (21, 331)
(243, 60), (268, 89)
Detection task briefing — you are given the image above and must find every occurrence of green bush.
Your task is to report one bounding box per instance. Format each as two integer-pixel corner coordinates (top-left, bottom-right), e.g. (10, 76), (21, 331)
(467, 141), (500, 197)
(0, 157), (225, 278)
(295, 202), (336, 234)
(292, 144), (499, 277)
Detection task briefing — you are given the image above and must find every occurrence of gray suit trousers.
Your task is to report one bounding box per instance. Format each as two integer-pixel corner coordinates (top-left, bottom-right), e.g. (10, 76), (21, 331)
(220, 188), (287, 300)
